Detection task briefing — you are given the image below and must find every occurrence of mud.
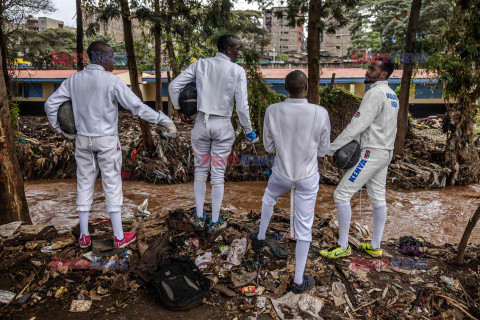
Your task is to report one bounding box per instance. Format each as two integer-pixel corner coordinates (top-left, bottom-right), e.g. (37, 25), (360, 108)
(25, 180), (480, 245)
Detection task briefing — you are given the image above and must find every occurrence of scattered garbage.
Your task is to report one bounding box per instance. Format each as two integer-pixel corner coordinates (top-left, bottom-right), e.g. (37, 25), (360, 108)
(271, 291), (323, 320)
(55, 286), (67, 299)
(195, 252), (213, 269)
(69, 300), (92, 312)
(226, 238), (247, 270)
(0, 290), (16, 304)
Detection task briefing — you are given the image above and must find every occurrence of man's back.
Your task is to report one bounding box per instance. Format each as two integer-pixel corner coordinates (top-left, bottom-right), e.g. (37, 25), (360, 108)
(263, 99), (331, 182)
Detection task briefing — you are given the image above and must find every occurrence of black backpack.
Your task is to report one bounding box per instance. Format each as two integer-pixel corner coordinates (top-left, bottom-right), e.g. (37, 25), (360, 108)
(151, 256), (211, 311)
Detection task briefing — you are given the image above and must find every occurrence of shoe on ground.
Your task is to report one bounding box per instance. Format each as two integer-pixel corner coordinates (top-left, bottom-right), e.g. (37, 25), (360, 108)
(114, 231), (137, 248)
(188, 209), (206, 231)
(291, 275), (315, 294)
(362, 242), (383, 258)
(319, 243), (351, 259)
(78, 234), (91, 249)
(207, 217), (227, 235)
(250, 231), (267, 253)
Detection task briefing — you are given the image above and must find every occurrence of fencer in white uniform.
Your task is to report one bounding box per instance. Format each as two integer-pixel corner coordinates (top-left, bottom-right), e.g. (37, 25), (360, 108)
(320, 60), (398, 259)
(251, 71), (331, 294)
(44, 41), (176, 249)
(168, 35), (258, 235)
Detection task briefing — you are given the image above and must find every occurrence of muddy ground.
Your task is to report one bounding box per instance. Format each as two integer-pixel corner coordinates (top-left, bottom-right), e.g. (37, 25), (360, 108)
(0, 204), (479, 320)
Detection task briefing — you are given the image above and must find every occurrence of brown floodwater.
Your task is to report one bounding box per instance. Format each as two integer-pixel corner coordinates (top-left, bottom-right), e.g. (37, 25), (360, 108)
(25, 180), (480, 244)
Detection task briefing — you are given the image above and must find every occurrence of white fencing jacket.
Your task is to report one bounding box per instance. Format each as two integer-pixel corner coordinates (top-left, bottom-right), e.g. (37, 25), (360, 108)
(263, 98), (331, 182)
(329, 80), (399, 154)
(44, 64), (172, 137)
(168, 52), (253, 133)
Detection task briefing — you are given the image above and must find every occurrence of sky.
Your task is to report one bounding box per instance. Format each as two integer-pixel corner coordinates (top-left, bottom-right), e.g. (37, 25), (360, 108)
(47, 0), (263, 28)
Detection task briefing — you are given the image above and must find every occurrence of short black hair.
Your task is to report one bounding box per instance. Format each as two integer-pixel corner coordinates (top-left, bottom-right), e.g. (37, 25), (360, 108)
(285, 70), (308, 96)
(87, 41), (113, 62)
(217, 35), (240, 53)
(380, 59), (395, 79)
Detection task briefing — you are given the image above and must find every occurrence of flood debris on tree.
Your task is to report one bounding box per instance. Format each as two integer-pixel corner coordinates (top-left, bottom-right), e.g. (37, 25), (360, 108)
(0, 204), (479, 319)
(15, 111), (464, 190)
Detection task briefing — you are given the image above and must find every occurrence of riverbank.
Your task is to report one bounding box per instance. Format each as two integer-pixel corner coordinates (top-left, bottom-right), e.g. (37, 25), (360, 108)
(16, 112), (451, 189)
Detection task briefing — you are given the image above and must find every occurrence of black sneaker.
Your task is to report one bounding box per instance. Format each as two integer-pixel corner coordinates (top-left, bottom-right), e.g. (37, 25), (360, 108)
(249, 232), (267, 253)
(291, 275), (315, 294)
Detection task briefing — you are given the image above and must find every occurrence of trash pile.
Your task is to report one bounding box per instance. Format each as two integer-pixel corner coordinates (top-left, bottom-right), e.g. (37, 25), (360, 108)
(1, 205), (479, 319)
(16, 112), (468, 189)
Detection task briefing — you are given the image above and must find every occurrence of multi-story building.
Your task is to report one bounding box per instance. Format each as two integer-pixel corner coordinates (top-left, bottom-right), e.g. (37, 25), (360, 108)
(82, 5), (142, 42)
(264, 7), (304, 56)
(26, 16), (65, 31)
(321, 24), (353, 59)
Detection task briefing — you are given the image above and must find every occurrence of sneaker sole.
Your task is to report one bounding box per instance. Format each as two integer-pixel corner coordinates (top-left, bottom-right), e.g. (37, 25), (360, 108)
(320, 251), (351, 259)
(364, 251), (382, 258)
(114, 236), (137, 249)
(207, 226), (227, 235)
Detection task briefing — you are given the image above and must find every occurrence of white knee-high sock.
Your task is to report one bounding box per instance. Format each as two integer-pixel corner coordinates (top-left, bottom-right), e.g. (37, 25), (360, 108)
(257, 202), (274, 240)
(110, 211), (124, 240)
(294, 240), (311, 285)
(78, 211), (89, 237)
(336, 202), (352, 250)
(211, 183), (224, 223)
(371, 202), (387, 249)
(194, 180), (206, 218)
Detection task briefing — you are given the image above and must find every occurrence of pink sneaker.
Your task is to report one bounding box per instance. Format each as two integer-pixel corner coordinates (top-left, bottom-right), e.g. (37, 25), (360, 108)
(78, 234), (91, 249)
(113, 231), (137, 248)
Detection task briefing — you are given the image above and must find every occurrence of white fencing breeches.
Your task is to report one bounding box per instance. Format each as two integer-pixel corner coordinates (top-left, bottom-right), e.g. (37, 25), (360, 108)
(262, 170), (319, 241)
(75, 135), (123, 213)
(334, 148), (393, 204)
(191, 113), (235, 184)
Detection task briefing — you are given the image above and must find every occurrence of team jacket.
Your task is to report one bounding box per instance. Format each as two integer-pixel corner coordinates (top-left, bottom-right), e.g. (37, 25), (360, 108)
(263, 98), (331, 182)
(329, 80), (399, 153)
(44, 64), (172, 137)
(168, 52), (253, 133)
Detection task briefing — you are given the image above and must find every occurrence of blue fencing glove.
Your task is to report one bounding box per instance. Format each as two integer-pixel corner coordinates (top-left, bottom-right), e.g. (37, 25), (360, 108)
(244, 130), (259, 145)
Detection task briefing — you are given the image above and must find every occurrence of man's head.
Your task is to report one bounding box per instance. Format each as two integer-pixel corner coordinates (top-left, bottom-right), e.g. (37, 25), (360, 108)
(285, 70), (308, 98)
(365, 60), (395, 84)
(217, 35), (241, 62)
(87, 41), (114, 72)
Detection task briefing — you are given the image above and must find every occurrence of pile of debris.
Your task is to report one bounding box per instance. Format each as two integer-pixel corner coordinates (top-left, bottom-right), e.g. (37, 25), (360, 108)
(16, 113), (465, 189)
(1, 204), (479, 319)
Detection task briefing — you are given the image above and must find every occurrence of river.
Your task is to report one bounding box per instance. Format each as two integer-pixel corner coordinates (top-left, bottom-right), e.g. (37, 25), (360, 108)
(25, 180), (480, 244)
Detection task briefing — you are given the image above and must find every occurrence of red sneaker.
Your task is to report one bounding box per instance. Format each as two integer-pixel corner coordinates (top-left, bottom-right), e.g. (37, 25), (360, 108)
(78, 234), (91, 249)
(113, 231), (137, 248)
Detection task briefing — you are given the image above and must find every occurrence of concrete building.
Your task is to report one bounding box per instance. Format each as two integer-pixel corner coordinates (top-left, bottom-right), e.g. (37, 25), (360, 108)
(26, 17), (64, 31)
(264, 7), (304, 56)
(82, 5), (142, 42)
(321, 24), (353, 59)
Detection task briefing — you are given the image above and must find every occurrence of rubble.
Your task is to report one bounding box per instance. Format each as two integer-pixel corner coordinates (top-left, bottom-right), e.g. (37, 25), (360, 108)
(17, 113), (457, 190)
(0, 203), (479, 319)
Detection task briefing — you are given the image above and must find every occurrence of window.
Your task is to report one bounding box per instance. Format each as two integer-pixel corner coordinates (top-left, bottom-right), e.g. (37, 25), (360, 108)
(16, 83), (43, 97)
(336, 46), (341, 49)
(415, 83), (442, 99)
(336, 35), (341, 39)
(54, 83), (62, 91)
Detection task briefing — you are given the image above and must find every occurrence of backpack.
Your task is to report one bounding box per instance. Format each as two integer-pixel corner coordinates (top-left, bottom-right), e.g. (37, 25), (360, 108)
(151, 256), (211, 311)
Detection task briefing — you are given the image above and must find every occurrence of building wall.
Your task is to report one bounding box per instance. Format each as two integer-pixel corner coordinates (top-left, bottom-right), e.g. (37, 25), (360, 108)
(321, 25), (353, 59)
(82, 6), (142, 43)
(38, 17), (64, 31)
(264, 7), (304, 55)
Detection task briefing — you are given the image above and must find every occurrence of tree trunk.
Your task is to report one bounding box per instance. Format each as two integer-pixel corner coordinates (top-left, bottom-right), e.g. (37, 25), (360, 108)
(453, 204), (480, 265)
(154, 0), (162, 113)
(120, 1), (154, 150)
(76, 0), (84, 71)
(394, 0), (422, 156)
(445, 95), (480, 186)
(307, 0), (322, 104)
(0, 43), (30, 224)
(0, 17), (10, 92)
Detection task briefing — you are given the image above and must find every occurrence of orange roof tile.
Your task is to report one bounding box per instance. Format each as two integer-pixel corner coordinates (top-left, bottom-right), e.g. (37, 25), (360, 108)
(10, 69), (129, 79)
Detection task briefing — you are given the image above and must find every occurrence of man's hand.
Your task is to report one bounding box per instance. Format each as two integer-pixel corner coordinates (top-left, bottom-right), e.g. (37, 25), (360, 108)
(161, 122), (177, 139)
(180, 113), (194, 124)
(244, 130), (259, 145)
(327, 155), (335, 166)
(61, 129), (76, 140)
